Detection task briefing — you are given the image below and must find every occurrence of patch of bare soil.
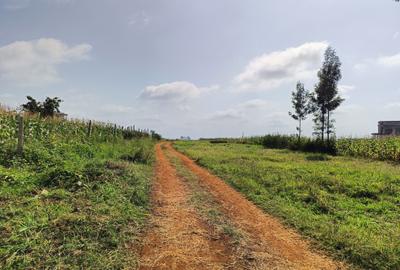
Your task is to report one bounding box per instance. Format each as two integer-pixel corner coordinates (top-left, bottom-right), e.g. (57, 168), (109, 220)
(166, 142), (346, 270)
(138, 144), (239, 270)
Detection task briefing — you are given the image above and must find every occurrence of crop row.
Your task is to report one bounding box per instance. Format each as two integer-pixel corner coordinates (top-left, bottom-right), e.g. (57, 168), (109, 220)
(211, 134), (400, 162)
(336, 137), (400, 162)
(0, 112), (156, 147)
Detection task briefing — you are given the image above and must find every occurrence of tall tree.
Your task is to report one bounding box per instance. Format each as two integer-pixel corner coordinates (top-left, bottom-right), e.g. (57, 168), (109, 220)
(289, 81), (312, 140)
(311, 47), (344, 141)
(22, 96), (41, 114)
(41, 97), (62, 117)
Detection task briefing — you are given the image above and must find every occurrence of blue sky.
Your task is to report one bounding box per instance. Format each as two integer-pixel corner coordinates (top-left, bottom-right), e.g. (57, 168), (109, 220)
(0, 0), (399, 138)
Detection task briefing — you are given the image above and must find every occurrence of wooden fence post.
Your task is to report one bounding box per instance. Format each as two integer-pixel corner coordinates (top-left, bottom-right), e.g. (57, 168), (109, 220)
(17, 115), (24, 155)
(87, 120), (92, 137)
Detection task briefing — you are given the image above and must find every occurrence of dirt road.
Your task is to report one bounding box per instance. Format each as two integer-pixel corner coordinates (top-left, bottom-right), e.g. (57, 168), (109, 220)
(138, 142), (345, 270)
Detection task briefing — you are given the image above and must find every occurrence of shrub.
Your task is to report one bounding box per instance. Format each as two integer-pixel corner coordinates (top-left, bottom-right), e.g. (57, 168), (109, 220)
(39, 168), (86, 190)
(256, 134), (336, 154)
(209, 139), (228, 144)
(121, 144), (153, 164)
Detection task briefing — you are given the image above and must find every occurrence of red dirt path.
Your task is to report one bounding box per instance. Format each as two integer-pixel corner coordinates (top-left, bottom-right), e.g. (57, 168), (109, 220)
(139, 143), (238, 270)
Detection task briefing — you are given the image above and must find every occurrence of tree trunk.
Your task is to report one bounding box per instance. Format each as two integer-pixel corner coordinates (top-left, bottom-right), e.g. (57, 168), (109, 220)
(298, 118), (302, 142)
(321, 113), (325, 142)
(327, 110), (330, 142)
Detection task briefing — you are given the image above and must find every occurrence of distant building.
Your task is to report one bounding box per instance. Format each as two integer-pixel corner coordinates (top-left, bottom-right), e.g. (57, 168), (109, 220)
(55, 112), (68, 119)
(372, 121), (400, 137)
(180, 136), (191, 140)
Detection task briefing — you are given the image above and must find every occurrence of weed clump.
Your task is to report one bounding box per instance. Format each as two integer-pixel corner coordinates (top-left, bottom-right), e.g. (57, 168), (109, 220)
(40, 168), (85, 190)
(305, 154), (331, 161)
(121, 145), (153, 164)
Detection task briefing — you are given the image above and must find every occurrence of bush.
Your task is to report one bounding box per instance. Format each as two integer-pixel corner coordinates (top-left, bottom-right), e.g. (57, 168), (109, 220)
(256, 134), (336, 155)
(209, 139), (228, 144)
(39, 168), (85, 190)
(121, 144), (153, 164)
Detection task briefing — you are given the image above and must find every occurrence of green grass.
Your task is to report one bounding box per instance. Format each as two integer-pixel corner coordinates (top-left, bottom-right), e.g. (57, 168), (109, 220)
(174, 140), (400, 270)
(0, 129), (155, 268)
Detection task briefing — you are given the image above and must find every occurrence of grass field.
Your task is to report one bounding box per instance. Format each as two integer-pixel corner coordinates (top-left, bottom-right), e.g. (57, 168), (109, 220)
(174, 141), (400, 269)
(0, 115), (155, 269)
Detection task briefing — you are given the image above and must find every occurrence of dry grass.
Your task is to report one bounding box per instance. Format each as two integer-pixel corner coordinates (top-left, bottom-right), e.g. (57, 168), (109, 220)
(0, 104), (14, 114)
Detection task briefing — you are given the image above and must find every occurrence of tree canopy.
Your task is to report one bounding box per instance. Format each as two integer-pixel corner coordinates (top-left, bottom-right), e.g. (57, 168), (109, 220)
(289, 81), (312, 139)
(22, 96), (63, 118)
(311, 47), (344, 141)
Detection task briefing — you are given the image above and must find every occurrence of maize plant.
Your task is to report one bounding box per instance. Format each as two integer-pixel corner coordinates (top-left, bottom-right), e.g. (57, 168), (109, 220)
(336, 137), (400, 162)
(0, 111), (153, 149)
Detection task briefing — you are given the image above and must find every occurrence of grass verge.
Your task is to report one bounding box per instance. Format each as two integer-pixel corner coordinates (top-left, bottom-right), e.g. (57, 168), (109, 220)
(0, 139), (155, 269)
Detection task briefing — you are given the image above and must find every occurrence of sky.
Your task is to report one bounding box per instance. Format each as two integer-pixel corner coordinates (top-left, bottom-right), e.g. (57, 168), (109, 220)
(0, 0), (399, 139)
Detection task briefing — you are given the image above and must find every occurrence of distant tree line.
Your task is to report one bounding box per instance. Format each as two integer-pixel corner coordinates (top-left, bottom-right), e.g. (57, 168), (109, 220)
(289, 47), (343, 142)
(22, 96), (63, 118)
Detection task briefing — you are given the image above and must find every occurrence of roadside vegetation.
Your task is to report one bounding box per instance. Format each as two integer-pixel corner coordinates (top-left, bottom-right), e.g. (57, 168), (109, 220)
(0, 108), (157, 269)
(227, 135), (400, 163)
(174, 140), (400, 269)
(239, 135), (337, 154)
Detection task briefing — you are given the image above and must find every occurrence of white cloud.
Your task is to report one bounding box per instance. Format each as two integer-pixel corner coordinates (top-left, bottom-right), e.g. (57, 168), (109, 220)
(338, 84), (355, 99)
(353, 62), (368, 72)
(234, 42), (328, 90)
(101, 104), (134, 114)
(178, 104), (191, 111)
(377, 53), (400, 68)
(238, 99), (269, 109)
(3, 0), (73, 9)
(129, 11), (151, 26)
(264, 112), (290, 129)
(3, 0), (30, 9)
(393, 32), (399, 40)
(355, 52), (400, 70)
(209, 109), (243, 120)
(336, 104), (363, 114)
(385, 102), (400, 109)
(140, 81), (218, 102)
(201, 84), (220, 93)
(0, 38), (92, 87)
(209, 99), (269, 120)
